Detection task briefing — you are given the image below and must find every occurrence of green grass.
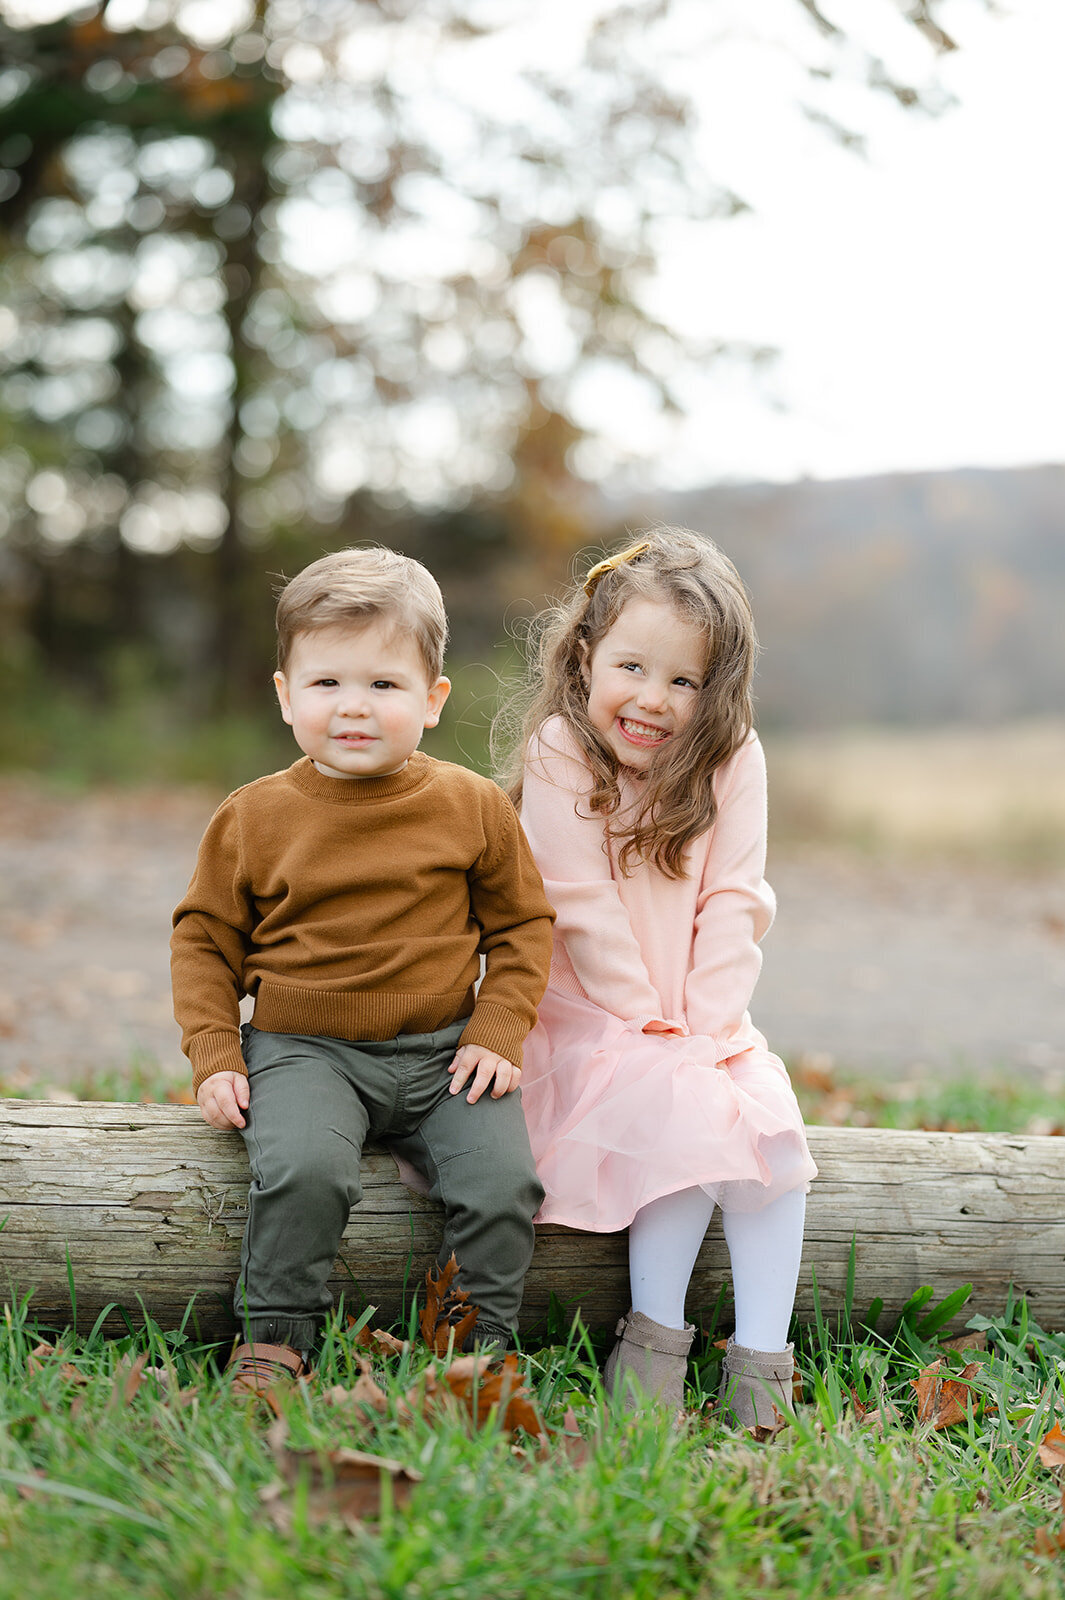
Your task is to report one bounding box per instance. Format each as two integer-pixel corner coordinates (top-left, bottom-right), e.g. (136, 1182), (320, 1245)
(0, 1052), (195, 1106)
(791, 1060), (1065, 1137)
(7, 1054), (1063, 1142)
(2, 1288), (1065, 1598)
(0, 662), (499, 791)
(4, 1062), (1064, 1593)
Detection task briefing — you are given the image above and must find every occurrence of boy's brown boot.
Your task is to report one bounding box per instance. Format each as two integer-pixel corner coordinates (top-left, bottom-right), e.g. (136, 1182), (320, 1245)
(603, 1308), (695, 1413)
(717, 1337), (794, 1430)
(227, 1341), (311, 1400)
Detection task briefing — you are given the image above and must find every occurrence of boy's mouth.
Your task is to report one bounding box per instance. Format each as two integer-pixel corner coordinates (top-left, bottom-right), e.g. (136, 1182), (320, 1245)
(618, 717), (670, 747)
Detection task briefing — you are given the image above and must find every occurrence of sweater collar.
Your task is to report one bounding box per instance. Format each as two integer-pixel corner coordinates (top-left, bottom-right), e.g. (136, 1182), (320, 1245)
(287, 752), (434, 803)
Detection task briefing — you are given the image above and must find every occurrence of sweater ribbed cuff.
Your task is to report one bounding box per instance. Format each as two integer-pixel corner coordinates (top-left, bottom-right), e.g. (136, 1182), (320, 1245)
(189, 1031), (247, 1093)
(458, 1002), (530, 1069)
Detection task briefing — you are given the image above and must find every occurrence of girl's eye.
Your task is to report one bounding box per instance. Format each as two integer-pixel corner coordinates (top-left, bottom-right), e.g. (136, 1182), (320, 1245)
(674, 676), (699, 690)
(620, 661), (642, 673)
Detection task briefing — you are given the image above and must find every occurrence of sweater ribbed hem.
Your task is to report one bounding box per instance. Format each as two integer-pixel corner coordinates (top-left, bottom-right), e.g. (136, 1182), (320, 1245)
(251, 981), (477, 1046)
(189, 992), (533, 1091)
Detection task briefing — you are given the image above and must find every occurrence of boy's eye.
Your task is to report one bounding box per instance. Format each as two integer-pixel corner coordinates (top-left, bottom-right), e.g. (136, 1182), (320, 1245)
(371, 679), (396, 691)
(314, 678), (338, 688)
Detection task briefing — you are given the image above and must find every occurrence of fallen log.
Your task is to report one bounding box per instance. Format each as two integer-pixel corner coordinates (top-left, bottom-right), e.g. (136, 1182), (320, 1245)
(2, 1099), (1063, 1340)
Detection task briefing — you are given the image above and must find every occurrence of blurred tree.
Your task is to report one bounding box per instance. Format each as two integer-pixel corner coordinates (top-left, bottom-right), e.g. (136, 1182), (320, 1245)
(0, 0), (984, 713)
(0, 5), (280, 705)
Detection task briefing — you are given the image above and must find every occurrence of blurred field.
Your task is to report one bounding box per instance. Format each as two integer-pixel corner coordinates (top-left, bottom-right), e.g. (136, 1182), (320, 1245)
(0, 716), (1063, 1094)
(765, 717), (1065, 865)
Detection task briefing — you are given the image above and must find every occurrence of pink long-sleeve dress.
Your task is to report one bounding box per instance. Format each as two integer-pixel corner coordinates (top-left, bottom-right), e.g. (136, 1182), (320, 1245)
(518, 717), (817, 1231)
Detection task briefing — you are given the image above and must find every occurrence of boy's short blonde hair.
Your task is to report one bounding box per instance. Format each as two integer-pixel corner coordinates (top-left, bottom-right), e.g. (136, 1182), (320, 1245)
(275, 546), (448, 682)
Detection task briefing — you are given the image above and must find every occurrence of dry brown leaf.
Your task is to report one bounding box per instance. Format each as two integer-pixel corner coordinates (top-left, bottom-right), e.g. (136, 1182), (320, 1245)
(911, 1359), (981, 1429)
(1033, 1496), (1065, 1561)
(26, 1342), (52, 1378)
(350, 1365), (390, 1412)
(746, 1411), (787, 1443)
(1034, 1526), (1065, 1557)
(167, 1387), (200, 1411)
(109, 1352), (149, 1410)
(27, 1342), (87, 1386)
(350, 1323), (408, 1357)
(332, 1346), (546, 1440)
(850, 1382), (903, 1433)
(262, 1417), (421, 1529)
(419, 1254), (479, 1354)
(538, 1405), (593, 1466)
(398, 1367), (439, 1422)
(1038, 1423), (1065, 1472)
(435, 1352), (545, 1438)
(319, 1360), (413, 1423)
(940, 1330), (988, 1356)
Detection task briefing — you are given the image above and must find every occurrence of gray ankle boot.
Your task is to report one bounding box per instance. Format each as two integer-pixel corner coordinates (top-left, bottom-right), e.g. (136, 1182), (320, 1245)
(717, 1336), (795, 1429)
(603, 1308), (695, 1413)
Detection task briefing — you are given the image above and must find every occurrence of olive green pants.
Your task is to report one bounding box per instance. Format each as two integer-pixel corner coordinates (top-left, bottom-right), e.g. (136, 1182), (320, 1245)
(235, 1020), (544, 1350)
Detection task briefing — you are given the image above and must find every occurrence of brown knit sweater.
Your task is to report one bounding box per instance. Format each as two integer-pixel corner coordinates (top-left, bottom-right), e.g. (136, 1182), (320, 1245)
(171, 754), (555, 1090)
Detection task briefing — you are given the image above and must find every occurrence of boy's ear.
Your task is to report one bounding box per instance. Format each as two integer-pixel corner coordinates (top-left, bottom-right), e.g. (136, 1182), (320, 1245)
(273, 670), (294, 725)
(423, 675), (451, 729)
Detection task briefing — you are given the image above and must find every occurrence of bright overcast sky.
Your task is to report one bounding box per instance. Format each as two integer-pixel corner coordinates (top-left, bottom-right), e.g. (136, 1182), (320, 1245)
(627, 0), (1065, 486)
(7, 0), (1063, 493)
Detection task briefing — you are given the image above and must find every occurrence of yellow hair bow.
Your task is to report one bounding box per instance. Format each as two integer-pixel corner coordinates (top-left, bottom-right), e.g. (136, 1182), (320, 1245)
(583, 540), (651, 596)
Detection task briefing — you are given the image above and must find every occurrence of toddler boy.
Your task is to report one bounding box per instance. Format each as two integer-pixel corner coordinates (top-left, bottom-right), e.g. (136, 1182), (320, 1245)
(171, 547), (554, 1391)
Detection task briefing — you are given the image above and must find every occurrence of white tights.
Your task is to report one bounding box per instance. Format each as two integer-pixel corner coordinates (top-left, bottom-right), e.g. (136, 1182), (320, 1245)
(628, 1185), (806, 1352)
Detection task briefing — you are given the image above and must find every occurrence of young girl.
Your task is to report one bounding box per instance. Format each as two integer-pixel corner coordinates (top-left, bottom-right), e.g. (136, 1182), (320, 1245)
(500, 528), (817, 1423)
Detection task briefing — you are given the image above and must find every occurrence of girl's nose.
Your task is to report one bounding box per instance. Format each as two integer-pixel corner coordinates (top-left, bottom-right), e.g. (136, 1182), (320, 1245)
(636, 678), (668, 712)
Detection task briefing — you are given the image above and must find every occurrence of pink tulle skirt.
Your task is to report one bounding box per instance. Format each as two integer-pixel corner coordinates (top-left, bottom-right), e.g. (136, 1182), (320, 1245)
(520, 987), (817, 1231)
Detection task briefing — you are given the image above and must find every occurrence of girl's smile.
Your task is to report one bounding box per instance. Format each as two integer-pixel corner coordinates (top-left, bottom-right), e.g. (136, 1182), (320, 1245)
(583, 596), (707, 771)
(618, 716), (671, 747)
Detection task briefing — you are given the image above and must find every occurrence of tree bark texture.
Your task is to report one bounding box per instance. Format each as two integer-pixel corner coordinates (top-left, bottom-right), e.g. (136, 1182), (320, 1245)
(2, 1100), (1063, 1340)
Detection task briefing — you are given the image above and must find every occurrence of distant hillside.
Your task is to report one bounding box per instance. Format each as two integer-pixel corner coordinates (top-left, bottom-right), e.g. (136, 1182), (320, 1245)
(613, 464), (1065, 728)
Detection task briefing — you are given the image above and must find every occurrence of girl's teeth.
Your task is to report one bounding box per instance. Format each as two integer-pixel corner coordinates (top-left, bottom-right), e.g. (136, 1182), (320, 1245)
(622, 720), (666, 739)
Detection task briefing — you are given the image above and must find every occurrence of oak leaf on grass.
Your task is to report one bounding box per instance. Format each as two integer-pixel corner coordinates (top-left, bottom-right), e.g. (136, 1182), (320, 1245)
(1038, 1423), (1065, 1472)
(261, 1417), (422, 1530)
(26, 1342), (87, 1385)
(420, 1253), (479, 1354)
(350, 1322), (408, 1357)
(911, 1359), (981, 1429)
(1033, 1488), (1065, 1558)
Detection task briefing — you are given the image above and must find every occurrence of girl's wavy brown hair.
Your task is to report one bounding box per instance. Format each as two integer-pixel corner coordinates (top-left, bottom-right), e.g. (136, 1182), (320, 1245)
(494, 527), (759, 878)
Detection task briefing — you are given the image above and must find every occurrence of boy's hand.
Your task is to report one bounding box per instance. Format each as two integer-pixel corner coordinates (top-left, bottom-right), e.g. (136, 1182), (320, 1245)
(448, 1044), (522, 1104)
(196, 1071), (250, 1130)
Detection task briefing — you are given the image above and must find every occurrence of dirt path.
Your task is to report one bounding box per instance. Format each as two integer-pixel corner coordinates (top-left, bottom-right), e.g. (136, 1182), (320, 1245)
(1, 779), (1063, 1092)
